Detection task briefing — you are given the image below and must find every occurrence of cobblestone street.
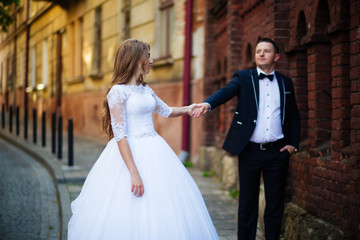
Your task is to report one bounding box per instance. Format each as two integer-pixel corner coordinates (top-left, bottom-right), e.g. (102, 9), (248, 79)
(0, 138), (60, 240)
(0, 125), (265, 240)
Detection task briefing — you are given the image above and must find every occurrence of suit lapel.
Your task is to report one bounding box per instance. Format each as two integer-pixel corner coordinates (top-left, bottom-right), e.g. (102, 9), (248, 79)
(275, 71), (285, 125)
(250, 68), (260, 109)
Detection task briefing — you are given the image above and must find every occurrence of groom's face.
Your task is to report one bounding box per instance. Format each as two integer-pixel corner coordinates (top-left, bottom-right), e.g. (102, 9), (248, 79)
(255, 42), (280, 68)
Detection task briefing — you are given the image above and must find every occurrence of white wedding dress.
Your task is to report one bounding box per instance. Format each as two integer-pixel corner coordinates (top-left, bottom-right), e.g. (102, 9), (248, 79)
(68, 84), (219, 240)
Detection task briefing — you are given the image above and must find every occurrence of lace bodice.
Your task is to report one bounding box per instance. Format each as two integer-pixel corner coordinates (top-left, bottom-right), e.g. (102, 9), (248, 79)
(107, 84), (173, 142)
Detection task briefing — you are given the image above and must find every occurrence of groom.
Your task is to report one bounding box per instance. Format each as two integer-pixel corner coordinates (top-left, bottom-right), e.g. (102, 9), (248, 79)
(192, 38), (300, 240)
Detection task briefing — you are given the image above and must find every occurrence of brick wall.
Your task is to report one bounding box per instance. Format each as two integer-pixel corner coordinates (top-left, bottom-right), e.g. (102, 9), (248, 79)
(203, 0), (229, 147)
(287, 1), (358, 238)
(348, 0), (360, 236)
(203, 0), (359, 238)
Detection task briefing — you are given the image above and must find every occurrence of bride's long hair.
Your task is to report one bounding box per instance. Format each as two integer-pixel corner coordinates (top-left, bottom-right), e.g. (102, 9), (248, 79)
(102, 39), (150, 140)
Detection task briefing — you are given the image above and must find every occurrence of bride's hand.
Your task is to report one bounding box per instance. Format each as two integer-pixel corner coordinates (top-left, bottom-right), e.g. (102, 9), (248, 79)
(187, 104), (196, 116)
(131, 173), (144, 197)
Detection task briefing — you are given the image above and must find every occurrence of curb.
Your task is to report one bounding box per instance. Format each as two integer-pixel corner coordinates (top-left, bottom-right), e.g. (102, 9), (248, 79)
(0, 130), (70, 240)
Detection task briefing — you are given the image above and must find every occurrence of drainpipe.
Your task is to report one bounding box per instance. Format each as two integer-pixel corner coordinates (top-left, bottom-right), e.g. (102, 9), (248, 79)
(55, 30), (63, 115)
(178, 0), (193, 163)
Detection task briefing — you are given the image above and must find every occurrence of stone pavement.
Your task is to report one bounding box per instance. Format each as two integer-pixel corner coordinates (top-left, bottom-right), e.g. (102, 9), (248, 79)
(0, 138), (59, 239)
(0, 124), (265, 240)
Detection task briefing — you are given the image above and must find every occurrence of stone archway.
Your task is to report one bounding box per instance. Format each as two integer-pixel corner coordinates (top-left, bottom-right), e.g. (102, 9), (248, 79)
(306, 0), (332, 149)
(294, 10), (308, 142)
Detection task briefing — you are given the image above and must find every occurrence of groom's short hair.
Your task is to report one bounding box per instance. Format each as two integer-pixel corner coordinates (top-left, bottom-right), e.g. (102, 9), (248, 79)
(257, 38), (279, 54)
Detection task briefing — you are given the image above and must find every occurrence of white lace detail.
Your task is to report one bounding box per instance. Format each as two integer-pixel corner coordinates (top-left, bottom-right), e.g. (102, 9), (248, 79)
(150, 87), (173, 117)
(107, 86), (128, 141)
(107, 84), (172, 142)
(110, 113), (126, 140)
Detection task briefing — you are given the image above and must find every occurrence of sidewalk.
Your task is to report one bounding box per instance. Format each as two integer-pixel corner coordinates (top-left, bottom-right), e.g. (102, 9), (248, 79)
(0, 123), (265, 240)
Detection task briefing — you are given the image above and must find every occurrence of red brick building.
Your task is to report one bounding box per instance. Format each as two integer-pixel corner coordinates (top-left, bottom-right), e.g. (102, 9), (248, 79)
(202, 0), (359, 238)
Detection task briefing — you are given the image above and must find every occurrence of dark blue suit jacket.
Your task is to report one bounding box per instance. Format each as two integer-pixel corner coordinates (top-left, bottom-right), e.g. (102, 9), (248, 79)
(205, 68), (300, 156)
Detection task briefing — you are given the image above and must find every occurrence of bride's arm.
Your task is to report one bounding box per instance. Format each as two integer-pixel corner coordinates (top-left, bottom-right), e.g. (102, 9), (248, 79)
(168, 104), (196, 118)
(117, 139), (144, 197)
(108, 86), (143, 197)
(151, 89), (195, 118)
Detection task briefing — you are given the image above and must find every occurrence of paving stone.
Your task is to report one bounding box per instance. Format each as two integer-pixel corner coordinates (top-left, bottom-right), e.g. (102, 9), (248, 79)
(0, 138), (60, 239)
(0, 123), (267, 239)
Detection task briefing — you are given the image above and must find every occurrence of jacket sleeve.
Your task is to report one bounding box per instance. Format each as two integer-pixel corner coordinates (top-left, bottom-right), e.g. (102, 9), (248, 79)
(204, 73), (243, 110)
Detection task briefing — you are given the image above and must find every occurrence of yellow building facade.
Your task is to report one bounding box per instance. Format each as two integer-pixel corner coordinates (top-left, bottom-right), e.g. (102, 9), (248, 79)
(0, 0), (206, 158)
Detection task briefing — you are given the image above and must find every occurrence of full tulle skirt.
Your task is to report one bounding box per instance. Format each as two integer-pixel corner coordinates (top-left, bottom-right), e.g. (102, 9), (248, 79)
(68, 134), (219, 240)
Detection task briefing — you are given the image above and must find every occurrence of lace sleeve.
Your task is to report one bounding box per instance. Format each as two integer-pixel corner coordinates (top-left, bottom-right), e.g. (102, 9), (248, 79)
(150, 88), (173, 118)
(107, 86), (127, 142)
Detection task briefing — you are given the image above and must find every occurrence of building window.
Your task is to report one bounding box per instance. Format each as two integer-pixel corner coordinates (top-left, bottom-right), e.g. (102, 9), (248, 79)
(19, 49), (24, 87)
(123, 0), (130, 40)
(68, 17), (84, 84)
(246, 43), (252, 62)
(6, 57), (11, 89)
(42, 38), (48, 86)
(31, 46), (36, 87)
(69, 21), (75, 78)
(159, 0), (174, 58)
(91, 6), (102, 78)
(75, 17), (84, 77)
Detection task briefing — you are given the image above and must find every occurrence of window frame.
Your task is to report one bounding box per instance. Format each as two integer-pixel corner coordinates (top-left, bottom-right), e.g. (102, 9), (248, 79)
(158, 0), (174, 59)
(90, 6), (103, 79)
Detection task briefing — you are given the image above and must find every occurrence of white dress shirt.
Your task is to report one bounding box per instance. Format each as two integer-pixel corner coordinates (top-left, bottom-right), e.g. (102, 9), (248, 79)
(249, 68), (284, 143)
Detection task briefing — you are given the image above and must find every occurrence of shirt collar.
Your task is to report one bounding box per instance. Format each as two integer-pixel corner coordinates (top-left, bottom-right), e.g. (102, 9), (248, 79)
(256, 67), (276, 81)
(256, 67), (275, 76)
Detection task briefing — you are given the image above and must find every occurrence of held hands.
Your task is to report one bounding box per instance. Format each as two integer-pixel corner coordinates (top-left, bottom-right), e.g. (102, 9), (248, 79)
(170, 103), (209, 118)
(131, 172), (144, 197)
(187, 104), (196, 115)
(188, 103), (210, 118)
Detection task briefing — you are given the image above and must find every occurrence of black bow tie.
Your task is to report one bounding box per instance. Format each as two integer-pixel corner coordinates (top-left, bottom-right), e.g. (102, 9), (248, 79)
(259, 73), (274, 81)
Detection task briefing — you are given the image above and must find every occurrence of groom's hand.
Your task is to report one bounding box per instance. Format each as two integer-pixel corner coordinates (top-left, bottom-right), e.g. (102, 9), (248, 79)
(280, 145), (296, 154)
(190, 103), (210, 118)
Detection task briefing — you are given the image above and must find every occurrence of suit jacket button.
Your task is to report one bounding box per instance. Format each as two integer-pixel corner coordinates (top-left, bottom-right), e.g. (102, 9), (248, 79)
(237, 121), (242, 125)
(253, 120), (256, 123)
(235, 112), (239, 114)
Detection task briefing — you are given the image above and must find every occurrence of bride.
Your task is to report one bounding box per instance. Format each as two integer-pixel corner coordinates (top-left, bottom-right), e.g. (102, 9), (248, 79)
(67, 39), (219, 240)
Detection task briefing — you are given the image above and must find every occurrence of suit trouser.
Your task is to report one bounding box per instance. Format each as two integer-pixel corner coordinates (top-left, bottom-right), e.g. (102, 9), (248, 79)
(237, 143), (290, 240)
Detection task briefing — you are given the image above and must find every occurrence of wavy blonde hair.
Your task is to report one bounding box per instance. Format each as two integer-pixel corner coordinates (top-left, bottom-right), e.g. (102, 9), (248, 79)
(102, 39), (150, 140)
